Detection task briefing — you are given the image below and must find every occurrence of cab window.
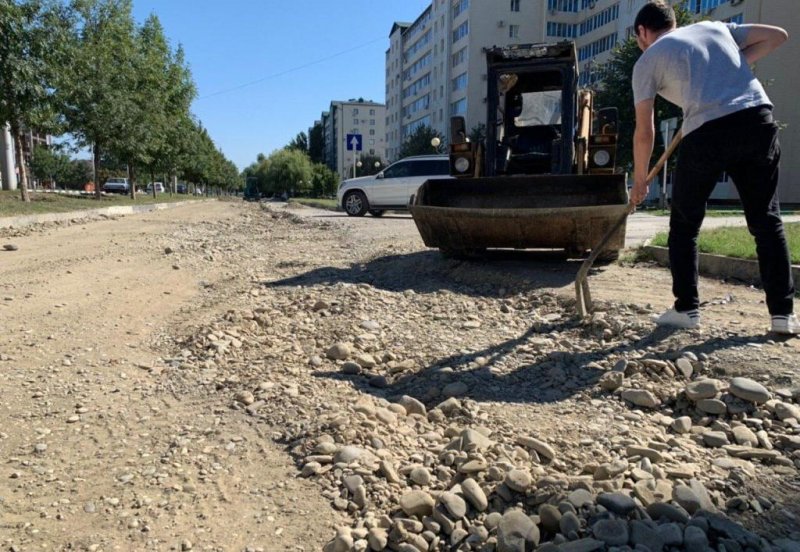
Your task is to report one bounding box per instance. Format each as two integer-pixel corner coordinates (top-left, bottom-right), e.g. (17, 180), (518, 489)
(382, 161), (411, 178)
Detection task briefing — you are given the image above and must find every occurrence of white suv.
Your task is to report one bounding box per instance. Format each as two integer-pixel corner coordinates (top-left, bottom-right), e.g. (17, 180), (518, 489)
(337, 155), (452, 217)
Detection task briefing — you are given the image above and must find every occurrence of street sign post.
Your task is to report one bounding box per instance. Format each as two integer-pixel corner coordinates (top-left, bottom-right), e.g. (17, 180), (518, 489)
(346, 134), (363, 178)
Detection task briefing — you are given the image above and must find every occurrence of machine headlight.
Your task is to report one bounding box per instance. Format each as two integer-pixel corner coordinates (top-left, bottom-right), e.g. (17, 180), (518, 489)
(592, 149), (611, 167)
(454, 156), (471, 173)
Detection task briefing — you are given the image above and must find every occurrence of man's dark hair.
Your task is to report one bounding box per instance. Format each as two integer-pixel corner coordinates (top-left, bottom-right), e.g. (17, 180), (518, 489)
(634, 1), (676, 35)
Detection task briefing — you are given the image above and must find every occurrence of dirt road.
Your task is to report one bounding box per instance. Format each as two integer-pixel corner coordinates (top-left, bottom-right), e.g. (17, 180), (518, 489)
(1, 200), (798, 552)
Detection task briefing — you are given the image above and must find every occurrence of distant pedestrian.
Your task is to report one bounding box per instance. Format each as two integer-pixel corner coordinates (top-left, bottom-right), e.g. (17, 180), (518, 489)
(630, 1), (797, 335)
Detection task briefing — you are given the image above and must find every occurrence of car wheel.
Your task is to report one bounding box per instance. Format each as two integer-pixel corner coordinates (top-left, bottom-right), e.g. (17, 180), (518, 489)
(344, 191), (368, 217)
(369, 210), (385, 217)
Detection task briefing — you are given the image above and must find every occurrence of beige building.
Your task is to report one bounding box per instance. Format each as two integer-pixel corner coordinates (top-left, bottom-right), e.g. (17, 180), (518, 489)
(321, 100), (387, 180)
(386, 0), (799, 204)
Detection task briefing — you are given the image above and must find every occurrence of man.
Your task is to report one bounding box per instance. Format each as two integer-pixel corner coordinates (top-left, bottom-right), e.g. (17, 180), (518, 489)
(630, 1), (797, 335)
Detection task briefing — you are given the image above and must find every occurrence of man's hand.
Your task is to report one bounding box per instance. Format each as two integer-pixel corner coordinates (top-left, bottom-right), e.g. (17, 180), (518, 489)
(630, 176), (650, 206)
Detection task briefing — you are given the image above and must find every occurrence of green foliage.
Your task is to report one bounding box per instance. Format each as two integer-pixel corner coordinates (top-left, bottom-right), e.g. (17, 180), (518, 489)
(650, 223), (800, 264)
(261, 149), (313, 196)
(310, 163), (339, 198)
(593, 4), (694, 170)
(355, 154), (383, 178)
(30, 145), (71, 184)
(286, 131), (308, 153)
(398, 126), (442, 159)
(308, 122), (324, 164)
(469, 124), (486, 145)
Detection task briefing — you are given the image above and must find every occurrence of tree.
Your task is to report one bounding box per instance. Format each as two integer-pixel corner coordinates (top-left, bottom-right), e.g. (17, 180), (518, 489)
(308, 122), (324, 164)
(469, 124), (486, 146)
(30, 145), (71, 187)
(261, 148), (312, 196)
(398, 125), (442, 159)
(355, 154), (383, 178)
(310, 163), (338, 198)
(286, 131), (308, 153)
(58, 0), (139, 198)
(0, 0), (71, 201)
(593, 5), (693, 171)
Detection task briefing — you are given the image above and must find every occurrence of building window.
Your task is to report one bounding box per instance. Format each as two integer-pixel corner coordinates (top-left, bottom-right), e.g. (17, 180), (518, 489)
(453, 21), (469, 43)
(577, 32), (619, 61)
(452, 46), (467, 67)
(452, 72), (468, 91)
(686, 0), (730, 14)
(509, 24), (520, 38)
(579, 3), (620, 36)
(370, 119), (375, 125)
(725, 13), (744, 24)
(370, 129), (375, 135)
(369, 109), (375, 115)
(548, 0), (578, 12)
(510, 0), (520, 11)
(451, 98), (467, 116)
(353, 119), (358, 125)
(547, 21), (577, 38)
(453, 0), (469, 19)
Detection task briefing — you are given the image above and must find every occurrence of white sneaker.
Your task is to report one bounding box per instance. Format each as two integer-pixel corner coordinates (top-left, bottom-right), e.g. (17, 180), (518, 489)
(652, 308), (700, 329)
(771, 314), (800, 335)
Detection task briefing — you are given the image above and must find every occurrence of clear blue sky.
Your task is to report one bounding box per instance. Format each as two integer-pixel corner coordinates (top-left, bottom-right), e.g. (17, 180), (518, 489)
(130, 0), (429, 171)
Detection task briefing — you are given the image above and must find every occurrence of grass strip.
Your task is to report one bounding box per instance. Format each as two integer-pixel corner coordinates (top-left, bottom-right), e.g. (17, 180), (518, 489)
(650, 222), (799, 264)
(289, 198), (339, 211)
(0, 190), (203, 218)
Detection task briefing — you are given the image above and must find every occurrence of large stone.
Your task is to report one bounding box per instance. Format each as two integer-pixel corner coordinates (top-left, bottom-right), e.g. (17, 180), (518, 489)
(732, 425), (759, 447)
(671, 416), (693, 434)
(538, 504), (562, 534)
(559, 511), (582, 537)
(594, 459), (628, 480)
(673, 486), (702, 514)
(621, 389), (660, 409)
(516, 435), (556, 461)
(633, 479), (673, 507)
(497, 510), (540, 552)
(567, 488), (594, 509)
(685, 379), (723, 401)
(775, 402), (800, 421)
(684, 525), (709, 552)
(326, 342), (351, 360)
(438, 491), (467, 519)
(696, 399), (727, 415)
(397, 395), (426, 417)
(729, 377), (770, 404)
(597, 493), (636, 516)
(399, 491), (435, 517)
(630, 520), (664, 552)
(599, 371), (624, 391)
(505, 469), (533, 493)
(676, 358), (694, 379)
(703, 431), (730, 448)
(334, 446), (371, 465)
(657, 523), (684, 547)
(446, 428), (494, 452)
(592, 519), (629, 546)
(460, 478), (488, 512)
(647, 502), (690, 524)
(556, 539), (605, 552)
(626, 445), (663, 463)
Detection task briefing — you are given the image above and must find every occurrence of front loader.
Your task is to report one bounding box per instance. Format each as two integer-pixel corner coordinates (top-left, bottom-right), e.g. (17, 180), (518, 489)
(409, 41), (628, 260)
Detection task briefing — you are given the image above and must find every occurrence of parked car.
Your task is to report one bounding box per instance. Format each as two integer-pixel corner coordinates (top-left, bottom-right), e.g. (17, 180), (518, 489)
(146, 182), (166, 194)
(336, 155), (452, 217)
(176, 183), (188, 194)
(102, 177), (129, 194)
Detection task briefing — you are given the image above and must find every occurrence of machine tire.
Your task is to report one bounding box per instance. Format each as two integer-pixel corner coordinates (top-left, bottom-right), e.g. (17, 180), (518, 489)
(344, 191), (368, 217)
(369, 209), (385, 217)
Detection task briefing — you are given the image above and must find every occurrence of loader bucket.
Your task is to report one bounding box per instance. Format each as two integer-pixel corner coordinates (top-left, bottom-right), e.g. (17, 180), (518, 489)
(409, 174), (628, 256)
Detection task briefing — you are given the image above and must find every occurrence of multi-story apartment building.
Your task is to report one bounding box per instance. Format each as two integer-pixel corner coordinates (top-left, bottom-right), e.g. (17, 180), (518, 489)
(319, 99), (387, 180)
(386, 0), (798, 204)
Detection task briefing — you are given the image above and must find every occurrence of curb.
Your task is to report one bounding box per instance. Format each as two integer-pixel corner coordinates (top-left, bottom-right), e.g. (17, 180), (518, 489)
(643, 245), (800, 285)
(0, 200), (211, 230)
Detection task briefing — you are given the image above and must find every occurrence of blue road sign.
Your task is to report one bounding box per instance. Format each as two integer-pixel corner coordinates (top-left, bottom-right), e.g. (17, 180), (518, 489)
(346, 134), (362, 152)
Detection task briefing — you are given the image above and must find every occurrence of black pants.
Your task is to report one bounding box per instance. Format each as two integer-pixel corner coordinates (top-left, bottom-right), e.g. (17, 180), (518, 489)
(669, 106), (794, 316)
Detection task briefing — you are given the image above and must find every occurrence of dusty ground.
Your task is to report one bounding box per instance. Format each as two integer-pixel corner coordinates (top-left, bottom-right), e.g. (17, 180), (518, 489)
(0, 200), (798, 552)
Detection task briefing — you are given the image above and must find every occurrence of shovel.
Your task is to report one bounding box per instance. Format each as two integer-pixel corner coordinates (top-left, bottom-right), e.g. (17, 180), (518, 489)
(575, 130), (683, 317)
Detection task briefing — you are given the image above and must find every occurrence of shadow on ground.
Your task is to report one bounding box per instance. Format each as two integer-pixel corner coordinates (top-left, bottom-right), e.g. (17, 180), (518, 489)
(265, 249), (601, 297)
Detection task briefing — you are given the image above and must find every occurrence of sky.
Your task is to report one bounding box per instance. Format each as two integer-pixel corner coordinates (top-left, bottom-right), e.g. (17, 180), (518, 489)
(130, 0), (430, 171)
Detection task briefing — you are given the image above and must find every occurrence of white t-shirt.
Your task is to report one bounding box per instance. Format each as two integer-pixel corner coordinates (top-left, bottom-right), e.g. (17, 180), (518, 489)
(632, 21), (772, 136)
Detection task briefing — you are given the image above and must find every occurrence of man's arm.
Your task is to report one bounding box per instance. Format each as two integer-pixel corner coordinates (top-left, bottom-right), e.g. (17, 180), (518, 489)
(737, 24), (788, 64)
(631, 99), (655, 206)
